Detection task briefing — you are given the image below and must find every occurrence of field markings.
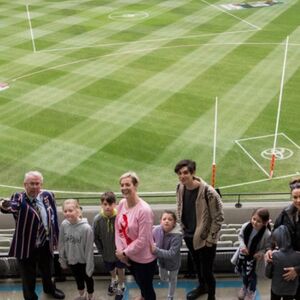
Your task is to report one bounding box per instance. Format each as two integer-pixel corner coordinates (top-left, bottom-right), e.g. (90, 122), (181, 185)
(235, 139), (269, 177)
(220, 173), (300, 190)
(41, 4), (300, 180)
(23, 0), (260, 53)
(200, 0), (261, 30)
(25, 4), (36, 53)
(143, 27), (300, 188)
(39, 29), (258, 53)
(1, 172), (299, 194)
(234, 132), (300, 182)
(282, 133), (300, 149)
(1, 0), (298, 190)
(8, 40), (282, 83)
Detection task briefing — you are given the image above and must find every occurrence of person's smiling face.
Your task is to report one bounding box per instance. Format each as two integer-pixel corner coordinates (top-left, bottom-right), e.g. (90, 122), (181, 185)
(177, 166), (194, 187)
(292, 188), (300, 212)
(120, 176), (137, 198)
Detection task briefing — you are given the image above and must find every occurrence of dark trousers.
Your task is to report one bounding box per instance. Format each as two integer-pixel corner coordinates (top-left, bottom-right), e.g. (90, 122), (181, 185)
(17, 243), (55, 300)
(271, 290), (295, 300)
(129, 259), (157, 300)
(242, 271), (257, 292)
(69, 263), (94, 294)
(184, 237), (217, 296)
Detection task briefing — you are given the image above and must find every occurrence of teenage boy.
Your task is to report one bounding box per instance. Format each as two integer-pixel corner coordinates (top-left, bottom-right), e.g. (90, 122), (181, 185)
(93, 192), (126, 300)
(175, 159), (224, 300)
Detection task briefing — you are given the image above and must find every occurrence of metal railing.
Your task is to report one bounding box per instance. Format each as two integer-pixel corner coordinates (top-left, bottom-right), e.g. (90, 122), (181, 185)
(54, 191), (291, 206)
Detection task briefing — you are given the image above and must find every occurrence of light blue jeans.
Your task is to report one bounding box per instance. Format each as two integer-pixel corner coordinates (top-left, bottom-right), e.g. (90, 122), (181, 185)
(159, 267), (179, 298)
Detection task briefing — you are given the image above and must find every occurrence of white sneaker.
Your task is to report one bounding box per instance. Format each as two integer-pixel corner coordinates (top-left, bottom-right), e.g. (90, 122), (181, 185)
(238, 286), (247, 300)
(108, 281), (118, 296)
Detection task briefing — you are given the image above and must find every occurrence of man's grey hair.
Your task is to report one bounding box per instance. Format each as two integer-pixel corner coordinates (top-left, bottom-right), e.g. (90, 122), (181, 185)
(24, 171), (44, 183)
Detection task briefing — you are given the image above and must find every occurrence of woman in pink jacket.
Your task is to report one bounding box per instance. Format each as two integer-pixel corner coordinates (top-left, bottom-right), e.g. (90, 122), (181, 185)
(115, 171), (156, 300)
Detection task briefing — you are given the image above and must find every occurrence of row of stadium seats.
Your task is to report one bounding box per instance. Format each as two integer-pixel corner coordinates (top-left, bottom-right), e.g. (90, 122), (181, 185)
(0, 224), (244, 254)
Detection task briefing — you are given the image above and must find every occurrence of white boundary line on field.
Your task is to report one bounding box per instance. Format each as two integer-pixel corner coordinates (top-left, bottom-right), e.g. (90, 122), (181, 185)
(220, 172), (300, 189)
(281, 133), (300, 149)
(234, 132), (300, 185)
(39, 29), (257, 53)
(200, 0), (261, 30)
(236, 132), (283, 142)
(1, 172), (299, 193)
(236, 132), (300, 149)
(24, 0), (261, 53)
(25, 4), (36, 53)
(8, 41), (293, 82)
(235, 139), (270, 177)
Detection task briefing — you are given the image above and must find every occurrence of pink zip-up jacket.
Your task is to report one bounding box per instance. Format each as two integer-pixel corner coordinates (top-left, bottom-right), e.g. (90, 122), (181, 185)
(115, 198), (156, 264)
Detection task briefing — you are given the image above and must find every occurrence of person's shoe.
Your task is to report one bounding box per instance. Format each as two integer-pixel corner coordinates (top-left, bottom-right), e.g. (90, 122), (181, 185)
(187, 286), (208, 300)
(108, 281), (118, 296)
(73, 294), (86, 300)
(114, 287), (125, 300)
(244, 290), (256, 300)
(238, 286), (247, 300)
(48, 288), (65, 299)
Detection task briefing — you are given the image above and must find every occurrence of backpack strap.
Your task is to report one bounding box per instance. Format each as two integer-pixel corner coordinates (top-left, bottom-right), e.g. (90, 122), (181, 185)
(204, 185), (209, 208)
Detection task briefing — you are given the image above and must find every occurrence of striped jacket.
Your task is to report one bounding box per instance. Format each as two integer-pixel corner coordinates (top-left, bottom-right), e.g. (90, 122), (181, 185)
(1, 191), (59, 259)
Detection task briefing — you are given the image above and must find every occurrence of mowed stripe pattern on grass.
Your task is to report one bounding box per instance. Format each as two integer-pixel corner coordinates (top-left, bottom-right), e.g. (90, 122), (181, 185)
(0, 0), (299, 196)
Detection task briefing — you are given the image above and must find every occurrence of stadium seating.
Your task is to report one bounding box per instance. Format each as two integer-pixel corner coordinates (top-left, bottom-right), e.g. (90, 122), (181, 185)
(0, 201), (284, 277)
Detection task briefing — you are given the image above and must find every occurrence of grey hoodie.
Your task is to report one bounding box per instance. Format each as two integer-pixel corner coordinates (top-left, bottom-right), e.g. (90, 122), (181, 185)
(152, 223), (182, 271)
(58, 218), (94, 277)
(93, 209), (118, 263)
(265, 225), (300, 296)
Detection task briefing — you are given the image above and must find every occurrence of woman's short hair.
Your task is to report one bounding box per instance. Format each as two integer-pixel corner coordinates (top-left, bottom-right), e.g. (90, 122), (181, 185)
(119, 171), (139, 186)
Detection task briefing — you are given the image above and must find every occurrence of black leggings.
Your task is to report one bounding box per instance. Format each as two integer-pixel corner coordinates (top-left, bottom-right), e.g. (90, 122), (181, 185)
(69, 263), (94, 294)
(128, 259), (157, 300)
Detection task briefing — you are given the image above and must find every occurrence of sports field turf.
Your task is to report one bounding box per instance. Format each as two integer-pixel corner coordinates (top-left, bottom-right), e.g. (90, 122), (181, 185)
(0, 0), (299, 200)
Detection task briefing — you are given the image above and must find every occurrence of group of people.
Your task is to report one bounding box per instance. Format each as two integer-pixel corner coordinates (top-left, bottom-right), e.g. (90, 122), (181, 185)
(230, 178), (300, 300)
(0, 159), (300, 300)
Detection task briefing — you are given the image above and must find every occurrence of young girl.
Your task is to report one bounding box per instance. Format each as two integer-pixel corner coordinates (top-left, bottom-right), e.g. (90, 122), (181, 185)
(58, 199), (95, 300)
(231, 208), (271, 300)
(265, 225), (300, 300)
(152, 210), (183, 300)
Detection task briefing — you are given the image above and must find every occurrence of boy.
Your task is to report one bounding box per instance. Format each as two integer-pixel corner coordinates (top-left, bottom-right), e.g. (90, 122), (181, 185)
(93, 192), (126, 300)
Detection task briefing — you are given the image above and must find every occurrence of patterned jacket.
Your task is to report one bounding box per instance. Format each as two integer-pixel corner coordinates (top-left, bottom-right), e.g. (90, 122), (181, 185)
(176, 177), (224, 250)
(0, 191), (59, 259)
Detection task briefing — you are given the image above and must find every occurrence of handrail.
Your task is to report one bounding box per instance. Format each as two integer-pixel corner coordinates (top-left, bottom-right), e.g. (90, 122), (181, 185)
(53, 191), (291, 206)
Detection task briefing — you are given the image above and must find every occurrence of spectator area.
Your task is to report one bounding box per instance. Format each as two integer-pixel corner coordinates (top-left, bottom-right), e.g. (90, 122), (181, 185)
(0, 201), (285, 276)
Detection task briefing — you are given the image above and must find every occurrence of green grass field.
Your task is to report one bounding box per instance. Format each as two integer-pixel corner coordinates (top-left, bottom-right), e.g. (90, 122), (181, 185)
(0, 0), (300, 200)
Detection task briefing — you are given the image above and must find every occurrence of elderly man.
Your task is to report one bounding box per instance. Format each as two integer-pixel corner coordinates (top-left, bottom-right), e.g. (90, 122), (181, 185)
(0, 171), (65, 300)
(175, 160), (224, 300)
